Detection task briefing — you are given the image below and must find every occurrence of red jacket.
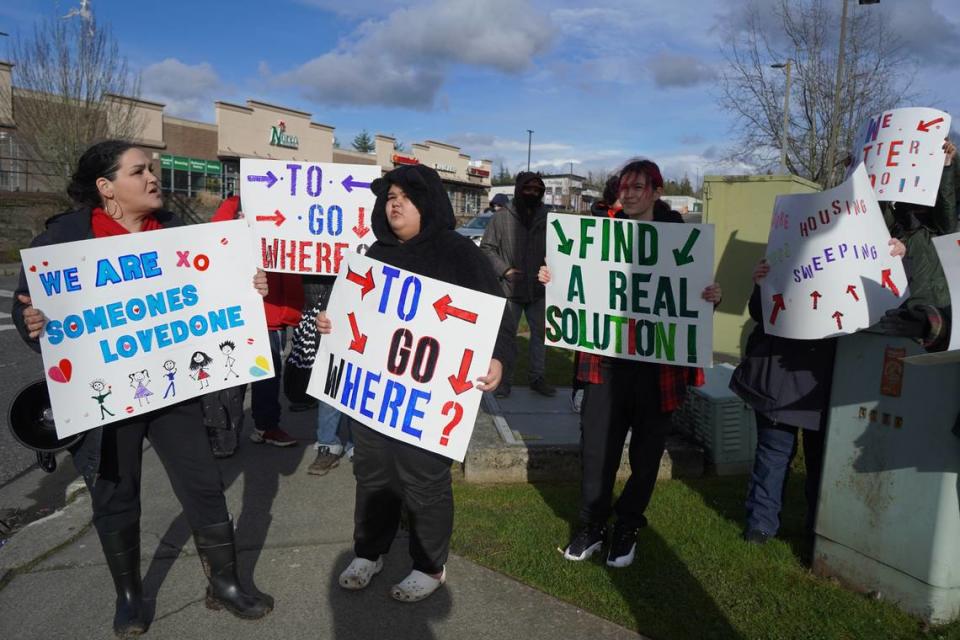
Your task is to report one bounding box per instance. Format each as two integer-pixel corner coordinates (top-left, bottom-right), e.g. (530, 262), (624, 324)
(212, 196), (303, 329)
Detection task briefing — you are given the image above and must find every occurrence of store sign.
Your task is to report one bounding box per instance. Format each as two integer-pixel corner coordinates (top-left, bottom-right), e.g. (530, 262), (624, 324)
(392, 154), (420, 166)
(433, 163), (457, 174)
(269, 120), (299, 149)
(467, 167), (490, 178)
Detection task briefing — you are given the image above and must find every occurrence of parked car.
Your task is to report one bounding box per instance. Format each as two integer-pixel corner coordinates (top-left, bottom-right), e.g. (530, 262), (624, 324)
(455, 212), (493, 245)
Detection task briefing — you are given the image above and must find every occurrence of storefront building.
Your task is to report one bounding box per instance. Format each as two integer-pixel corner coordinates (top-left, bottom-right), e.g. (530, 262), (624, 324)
(0, 60), (492, 215)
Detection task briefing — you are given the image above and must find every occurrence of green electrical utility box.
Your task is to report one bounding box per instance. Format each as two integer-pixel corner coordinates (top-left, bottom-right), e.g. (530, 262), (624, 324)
(702, 174), (821, 361)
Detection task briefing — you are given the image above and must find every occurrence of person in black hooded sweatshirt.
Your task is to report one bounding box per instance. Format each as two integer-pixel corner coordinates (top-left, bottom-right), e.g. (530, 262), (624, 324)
(316, 164), (511, 602)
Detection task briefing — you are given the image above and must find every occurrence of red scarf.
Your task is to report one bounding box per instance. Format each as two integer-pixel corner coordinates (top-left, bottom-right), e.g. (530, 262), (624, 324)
(91, 207), (162, 238)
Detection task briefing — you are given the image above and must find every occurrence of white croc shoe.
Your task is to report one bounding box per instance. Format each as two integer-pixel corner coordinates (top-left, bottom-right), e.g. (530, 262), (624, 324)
(338, 556), (383, 590)
(390, 567), (446, 602)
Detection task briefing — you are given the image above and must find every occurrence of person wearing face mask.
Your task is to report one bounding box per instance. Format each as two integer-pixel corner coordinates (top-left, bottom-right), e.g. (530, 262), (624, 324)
(480, 172), (555, 398)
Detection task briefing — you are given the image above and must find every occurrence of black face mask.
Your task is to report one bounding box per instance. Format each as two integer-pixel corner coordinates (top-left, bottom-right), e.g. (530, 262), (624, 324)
(520, 193), (542, 209)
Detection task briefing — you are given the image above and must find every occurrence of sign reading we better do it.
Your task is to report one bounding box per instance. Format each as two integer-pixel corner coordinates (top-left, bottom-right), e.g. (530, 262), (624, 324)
(544, 212), (716, 367)
(240, 159), (380, 275)
(20, 220), (273, 438)
(307, 254), (506, 462)
(848, 107), (951, 207)
(761, 165), (909, 340)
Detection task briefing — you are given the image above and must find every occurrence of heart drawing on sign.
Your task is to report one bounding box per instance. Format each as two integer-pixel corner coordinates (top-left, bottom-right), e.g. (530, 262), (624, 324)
(47, 358), (73, 383)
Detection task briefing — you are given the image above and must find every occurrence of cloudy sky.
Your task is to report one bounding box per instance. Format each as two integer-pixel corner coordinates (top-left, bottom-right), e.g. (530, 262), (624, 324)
(2, 0), (959, 182)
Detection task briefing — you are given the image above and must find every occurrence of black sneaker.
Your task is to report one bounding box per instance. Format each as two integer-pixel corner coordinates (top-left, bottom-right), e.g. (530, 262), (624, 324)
(530, 378), (556, 397)
(606, 523), (639, 568)
(743, 529), (771, 545)
(562, 523), (606, 561)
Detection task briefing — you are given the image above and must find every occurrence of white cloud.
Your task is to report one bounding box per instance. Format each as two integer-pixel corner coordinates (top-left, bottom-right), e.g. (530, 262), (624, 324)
(142, 58), (224, 120)
(277, 0), (553, 109)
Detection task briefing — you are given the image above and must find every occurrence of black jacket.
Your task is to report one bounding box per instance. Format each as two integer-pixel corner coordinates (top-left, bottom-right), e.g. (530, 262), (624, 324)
(729, 285), (836, 431)
(368, 165), (512, 363)
(12, 207), (184, 484)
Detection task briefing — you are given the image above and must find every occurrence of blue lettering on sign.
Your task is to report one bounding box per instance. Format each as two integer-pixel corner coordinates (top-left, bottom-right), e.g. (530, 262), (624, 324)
(306, 165), (323, 197)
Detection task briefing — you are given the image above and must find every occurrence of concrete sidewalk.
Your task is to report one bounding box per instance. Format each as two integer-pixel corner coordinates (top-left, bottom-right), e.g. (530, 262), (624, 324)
(0, 402), (643, 639)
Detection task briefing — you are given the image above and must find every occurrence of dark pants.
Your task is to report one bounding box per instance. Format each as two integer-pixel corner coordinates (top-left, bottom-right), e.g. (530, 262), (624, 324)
(744, 413), (826, 536)
(251, 328), (284, 429)
(579, 360), (671, 528)
(501, 298), (546, 384)
(86, 399), (229, 535)
(351, 421), (453, 574)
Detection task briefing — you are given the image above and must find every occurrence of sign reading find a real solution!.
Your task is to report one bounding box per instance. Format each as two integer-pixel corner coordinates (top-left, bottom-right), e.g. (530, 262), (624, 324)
(307, 253), (506, 462)
(544, 212), (715, 368)
(21, 220), (273, 438)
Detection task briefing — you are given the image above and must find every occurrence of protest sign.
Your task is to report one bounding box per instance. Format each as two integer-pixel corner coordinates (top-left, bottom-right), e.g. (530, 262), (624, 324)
(240, 159), (380, 275)
(905, 232), (960, 365)
(544, 212), (715, 367)
(761, 164), (908, 339)
(307, 253), (506, 462)
(20, 220), (272, 438)
(848, 107), (951, 207)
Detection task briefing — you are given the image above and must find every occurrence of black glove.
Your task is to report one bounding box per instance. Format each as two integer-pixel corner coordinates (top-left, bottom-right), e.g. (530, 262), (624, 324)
(876, 307), (930, 338)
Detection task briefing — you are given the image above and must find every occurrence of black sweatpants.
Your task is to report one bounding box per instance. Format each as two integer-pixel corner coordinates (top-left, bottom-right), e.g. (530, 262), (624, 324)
(350, 421), (453, 575)
(579, 360), (672, 528)
(86, 399), (229, 535)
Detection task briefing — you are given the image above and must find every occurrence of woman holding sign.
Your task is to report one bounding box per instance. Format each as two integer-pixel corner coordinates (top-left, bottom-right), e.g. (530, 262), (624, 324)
(12, 141), (274, 637)
(316, 164), (511, 602)
(539, 159), (722, 568)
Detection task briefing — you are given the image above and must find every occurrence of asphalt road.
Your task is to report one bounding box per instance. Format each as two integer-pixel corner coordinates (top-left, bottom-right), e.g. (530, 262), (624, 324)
(0, 274), (45, 487)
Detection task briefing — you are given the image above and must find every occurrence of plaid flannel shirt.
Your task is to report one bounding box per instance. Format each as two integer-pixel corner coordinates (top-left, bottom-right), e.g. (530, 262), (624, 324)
(576, 353), (704, 413)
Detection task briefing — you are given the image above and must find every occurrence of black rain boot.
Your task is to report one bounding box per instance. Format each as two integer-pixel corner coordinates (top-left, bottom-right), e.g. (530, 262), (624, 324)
(98, 524), (148, 638)
(193, 520), (273, 619)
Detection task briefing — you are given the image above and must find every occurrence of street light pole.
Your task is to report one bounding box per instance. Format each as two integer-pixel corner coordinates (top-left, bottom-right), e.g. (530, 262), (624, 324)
(824, 0), (849, 186)
(772, 60), (793, 175)
(526, 129), (533, 171)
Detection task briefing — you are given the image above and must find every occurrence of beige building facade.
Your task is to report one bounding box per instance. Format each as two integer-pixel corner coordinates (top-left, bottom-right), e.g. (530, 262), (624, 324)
(0, 60), (491, 214)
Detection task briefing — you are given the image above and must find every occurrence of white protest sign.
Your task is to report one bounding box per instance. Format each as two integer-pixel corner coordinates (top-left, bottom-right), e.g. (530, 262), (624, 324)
(905, 232), (960, 365)
(240, 159), (380, 275)
(848, 107), (951, 207)
(307, 253), (506, 462)
(761, 164), (908, 339)
(544, 212), (715, 367)
(21, 220), (273, 438)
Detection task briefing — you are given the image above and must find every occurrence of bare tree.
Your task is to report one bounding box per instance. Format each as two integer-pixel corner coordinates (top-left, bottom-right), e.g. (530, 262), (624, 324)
(718, 0), (916, 187)
(5, 8), (143, 192)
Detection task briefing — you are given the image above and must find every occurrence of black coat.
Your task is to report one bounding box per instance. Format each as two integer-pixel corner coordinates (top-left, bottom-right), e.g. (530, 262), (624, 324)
(12, 207), (184, 484)
(368, 165), (512, 363)
(729, 285), (836, 431)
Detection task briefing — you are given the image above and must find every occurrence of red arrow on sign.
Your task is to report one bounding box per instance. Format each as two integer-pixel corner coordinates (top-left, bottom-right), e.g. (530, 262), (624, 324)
(255, 209), (286, 227)
(769, 294), (786, 325)
(832, 311), (844, 330)
(448, 349), (475, 395)
(846, 284), (860, 302)
(347, 312), (367, 354)
(434, 294), (479, 324)
(346, 267), (375, 299)
(880, 268), (900, 297)
(917, 117), (945, 133)
(352, 207), (370, 238)
(810, 291), (821, 310)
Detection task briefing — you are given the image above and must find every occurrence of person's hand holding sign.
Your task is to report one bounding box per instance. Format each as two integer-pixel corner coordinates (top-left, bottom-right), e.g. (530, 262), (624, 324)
(16, 294), (47, 339)
(944, 139), (956, 167)
(253, 269), (269, 297)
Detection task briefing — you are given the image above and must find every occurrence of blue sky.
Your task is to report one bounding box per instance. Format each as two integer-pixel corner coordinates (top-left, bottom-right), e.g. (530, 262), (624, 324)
(2, 0), (959, 182)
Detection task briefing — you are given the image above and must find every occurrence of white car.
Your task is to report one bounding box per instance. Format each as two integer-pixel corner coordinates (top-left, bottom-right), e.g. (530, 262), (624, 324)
(455, 212), (493, 245)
